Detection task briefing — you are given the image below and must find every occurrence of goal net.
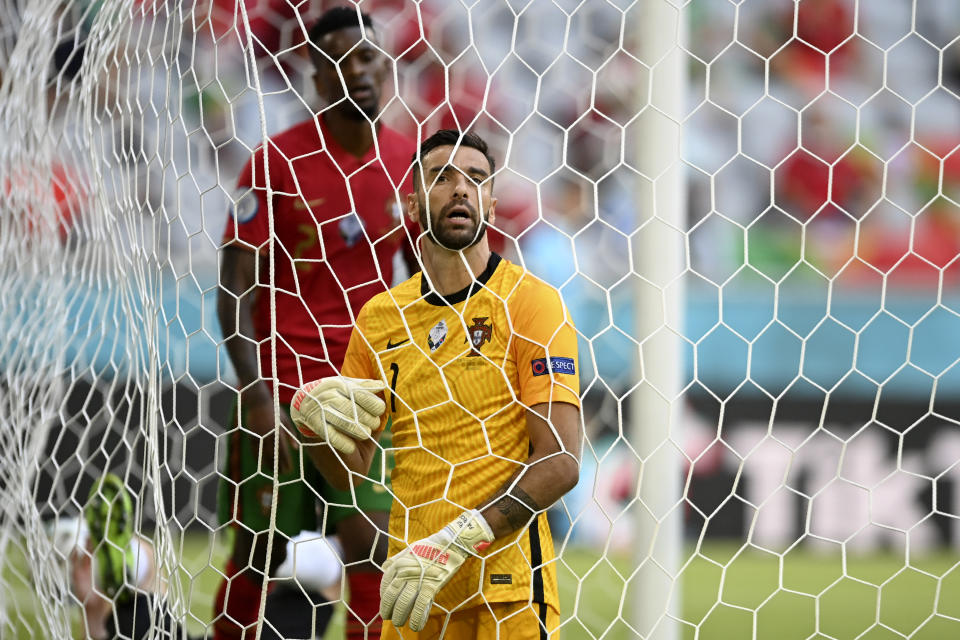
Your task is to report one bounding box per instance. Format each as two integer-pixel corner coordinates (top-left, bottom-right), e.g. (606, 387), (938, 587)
(1, 0), (959, 639)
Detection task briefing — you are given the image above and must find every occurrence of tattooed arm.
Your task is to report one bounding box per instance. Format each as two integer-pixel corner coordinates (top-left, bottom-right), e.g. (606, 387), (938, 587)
(479, 402), (582, 538)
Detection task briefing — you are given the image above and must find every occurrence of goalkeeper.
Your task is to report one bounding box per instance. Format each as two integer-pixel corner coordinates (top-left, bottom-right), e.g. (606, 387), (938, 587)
(216, 7), (415, 640)
(293, 129), (582, 639)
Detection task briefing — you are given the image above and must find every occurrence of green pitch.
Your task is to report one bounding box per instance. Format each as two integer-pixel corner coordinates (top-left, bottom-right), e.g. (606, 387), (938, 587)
(4, 534), (959, 639)
(557, 543), (960, 640)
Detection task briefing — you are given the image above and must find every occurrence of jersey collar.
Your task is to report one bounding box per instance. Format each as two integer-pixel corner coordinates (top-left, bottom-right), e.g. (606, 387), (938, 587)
(421, 253), (502, 307)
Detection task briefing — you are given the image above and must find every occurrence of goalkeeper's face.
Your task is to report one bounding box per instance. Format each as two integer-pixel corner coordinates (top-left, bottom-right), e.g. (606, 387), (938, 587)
(412, 146), (498, 252)
(312, 26), (388, 120)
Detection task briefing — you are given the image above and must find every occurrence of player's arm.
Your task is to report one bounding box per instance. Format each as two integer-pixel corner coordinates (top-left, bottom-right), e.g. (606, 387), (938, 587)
(218, 148), (299, 471)
(217, 243), (295, 471)
(217, 245), (264, 403)
(479, 400), (580, 537)
(483, 285), (582, 535)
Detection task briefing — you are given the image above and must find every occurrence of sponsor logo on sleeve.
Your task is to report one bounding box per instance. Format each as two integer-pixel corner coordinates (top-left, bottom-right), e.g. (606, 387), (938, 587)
(530, 357), (576, 377)
(230, 188), (259, 224)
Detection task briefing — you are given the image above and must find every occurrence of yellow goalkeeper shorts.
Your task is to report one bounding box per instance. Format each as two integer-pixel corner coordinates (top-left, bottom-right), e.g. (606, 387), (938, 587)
(380, 601), (559, 640)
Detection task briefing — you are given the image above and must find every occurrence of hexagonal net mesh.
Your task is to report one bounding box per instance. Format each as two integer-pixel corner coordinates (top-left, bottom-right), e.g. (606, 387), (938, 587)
(2, 0), (959, 638)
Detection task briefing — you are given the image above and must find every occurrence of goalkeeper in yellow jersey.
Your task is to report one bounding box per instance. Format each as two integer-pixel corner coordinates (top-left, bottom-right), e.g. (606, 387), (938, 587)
(292, 129), (582, 639)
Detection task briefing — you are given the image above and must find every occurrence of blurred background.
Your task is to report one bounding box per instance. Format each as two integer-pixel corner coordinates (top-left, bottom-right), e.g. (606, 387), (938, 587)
(3, 0), (960, 638)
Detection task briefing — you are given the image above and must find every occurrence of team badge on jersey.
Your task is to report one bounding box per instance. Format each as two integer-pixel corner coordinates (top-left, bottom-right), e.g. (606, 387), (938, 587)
(466, 317), (492, 356)
(531, 356), (576, 376)
(428, 319), (448, 352)
(339, 213), (365, 247)
(230, 188), (259, 224)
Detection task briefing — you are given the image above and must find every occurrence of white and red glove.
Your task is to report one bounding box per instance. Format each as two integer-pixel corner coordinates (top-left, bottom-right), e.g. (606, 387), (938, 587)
(380, 510), (495, 631)
(290, 376), (385, 454)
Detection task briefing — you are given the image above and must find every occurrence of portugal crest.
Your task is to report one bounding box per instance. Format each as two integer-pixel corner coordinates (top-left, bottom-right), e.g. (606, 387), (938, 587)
(466, 317), (492, 356)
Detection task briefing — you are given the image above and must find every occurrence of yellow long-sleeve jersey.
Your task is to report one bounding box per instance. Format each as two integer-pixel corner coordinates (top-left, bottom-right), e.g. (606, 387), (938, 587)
(341, 253), (580, 614)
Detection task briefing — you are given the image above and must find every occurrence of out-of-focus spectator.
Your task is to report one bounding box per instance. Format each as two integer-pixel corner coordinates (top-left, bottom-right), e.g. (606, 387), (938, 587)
(521, 173), (635, 391)
(742, 0), (858, 100)
(769, 106), (879, 278)
(859, 139), (960, 284)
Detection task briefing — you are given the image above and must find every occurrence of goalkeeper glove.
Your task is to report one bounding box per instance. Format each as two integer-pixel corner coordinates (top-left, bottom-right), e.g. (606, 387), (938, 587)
(290, 376), (386, 455)
(380, 510), (495, 631)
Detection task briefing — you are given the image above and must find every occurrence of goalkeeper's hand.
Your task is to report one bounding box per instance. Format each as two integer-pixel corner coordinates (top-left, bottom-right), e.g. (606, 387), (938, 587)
(290, 376), (386, 455)
(380, 510), (495, 631)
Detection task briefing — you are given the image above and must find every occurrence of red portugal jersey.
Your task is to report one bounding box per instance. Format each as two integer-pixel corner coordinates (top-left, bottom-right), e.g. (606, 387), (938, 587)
(222, 117), (416, 402)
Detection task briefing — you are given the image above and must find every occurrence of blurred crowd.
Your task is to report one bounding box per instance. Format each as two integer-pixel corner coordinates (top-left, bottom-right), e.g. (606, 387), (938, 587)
(687, 0), (960, 288)
(7, 0), (959, 552)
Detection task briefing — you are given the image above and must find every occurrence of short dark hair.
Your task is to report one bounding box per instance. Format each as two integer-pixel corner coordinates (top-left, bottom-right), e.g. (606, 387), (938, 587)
(308, 6), (374, 55)
(412, 129), (496, 189)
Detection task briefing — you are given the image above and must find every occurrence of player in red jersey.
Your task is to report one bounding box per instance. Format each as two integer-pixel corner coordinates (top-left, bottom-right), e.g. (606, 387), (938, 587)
(215, 8), (415, 640)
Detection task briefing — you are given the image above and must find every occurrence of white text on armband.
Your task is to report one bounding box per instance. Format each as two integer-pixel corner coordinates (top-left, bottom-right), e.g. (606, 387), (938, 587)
(530, 357), (576, 376)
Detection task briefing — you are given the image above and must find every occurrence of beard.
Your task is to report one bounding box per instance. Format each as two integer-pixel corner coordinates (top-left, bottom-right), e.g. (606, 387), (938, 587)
(418, 196), (489, 251)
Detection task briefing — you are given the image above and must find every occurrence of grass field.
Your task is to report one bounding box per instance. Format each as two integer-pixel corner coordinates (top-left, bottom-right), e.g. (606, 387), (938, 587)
(4, 534), (959, 639)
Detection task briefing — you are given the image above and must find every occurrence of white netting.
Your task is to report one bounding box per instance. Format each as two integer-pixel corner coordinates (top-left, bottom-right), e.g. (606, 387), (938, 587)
(1, 0), (959, 639)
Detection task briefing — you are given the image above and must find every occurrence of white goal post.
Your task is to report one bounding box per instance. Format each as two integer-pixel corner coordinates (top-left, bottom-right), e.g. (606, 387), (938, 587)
(1, 1), (959, 639)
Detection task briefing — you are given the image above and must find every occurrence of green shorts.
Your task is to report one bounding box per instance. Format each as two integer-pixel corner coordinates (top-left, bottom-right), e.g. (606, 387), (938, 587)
(217, 401), (393, 536)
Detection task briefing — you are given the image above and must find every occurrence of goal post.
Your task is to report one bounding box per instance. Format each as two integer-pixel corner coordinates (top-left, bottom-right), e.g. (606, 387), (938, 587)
(631, 0), (687, 638)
